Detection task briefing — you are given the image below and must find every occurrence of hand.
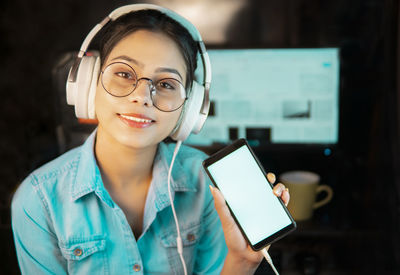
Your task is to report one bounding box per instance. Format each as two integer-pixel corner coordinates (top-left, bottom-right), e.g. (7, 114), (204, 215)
(209, 172), (290, 272)
(268, 172), (290, 207)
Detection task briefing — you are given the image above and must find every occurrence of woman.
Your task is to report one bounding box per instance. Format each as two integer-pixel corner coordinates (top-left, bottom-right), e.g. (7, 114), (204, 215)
(11, 4), (289, 274)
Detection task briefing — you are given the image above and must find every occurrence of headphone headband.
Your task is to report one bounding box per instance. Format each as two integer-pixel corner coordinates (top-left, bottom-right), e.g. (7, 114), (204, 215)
(109, 4), (202, 41)
(69, 4), (210, 81)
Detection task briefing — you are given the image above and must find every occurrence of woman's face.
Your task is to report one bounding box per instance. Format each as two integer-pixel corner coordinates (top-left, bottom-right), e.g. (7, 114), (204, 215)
(95, 30), (187, 150)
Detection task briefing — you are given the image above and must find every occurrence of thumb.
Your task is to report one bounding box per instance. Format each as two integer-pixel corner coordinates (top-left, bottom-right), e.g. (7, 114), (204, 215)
(209, 185), (236, 230)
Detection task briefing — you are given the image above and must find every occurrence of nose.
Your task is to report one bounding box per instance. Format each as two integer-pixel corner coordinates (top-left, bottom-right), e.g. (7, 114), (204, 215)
(127, 78), (154, 107)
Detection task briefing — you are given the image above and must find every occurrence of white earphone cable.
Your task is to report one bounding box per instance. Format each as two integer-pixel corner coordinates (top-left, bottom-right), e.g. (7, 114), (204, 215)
(167, 140), (187, 275)
(261, 248), (279, 275)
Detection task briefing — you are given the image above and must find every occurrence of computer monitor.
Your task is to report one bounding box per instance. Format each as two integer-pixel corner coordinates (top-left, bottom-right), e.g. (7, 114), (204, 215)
(187, 48), (340, 147)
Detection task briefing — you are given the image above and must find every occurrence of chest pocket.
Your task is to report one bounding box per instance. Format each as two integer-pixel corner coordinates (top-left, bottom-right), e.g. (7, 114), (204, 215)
(59, 235), (108, 275)
(159, 222), (201, 275)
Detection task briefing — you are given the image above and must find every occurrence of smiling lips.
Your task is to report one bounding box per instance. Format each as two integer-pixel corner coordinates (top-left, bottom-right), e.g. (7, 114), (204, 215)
(118, 113), (154, 128)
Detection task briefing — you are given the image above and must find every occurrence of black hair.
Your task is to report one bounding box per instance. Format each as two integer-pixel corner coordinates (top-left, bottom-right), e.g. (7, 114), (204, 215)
(99, 9), (198, 90)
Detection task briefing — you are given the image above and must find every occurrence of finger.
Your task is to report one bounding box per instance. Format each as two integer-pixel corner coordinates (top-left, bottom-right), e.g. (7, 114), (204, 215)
(209, 185), (236, 229)
(282, 188), (290, 206)
(273, 182), (286, 197)
(267, 173), (276, 184)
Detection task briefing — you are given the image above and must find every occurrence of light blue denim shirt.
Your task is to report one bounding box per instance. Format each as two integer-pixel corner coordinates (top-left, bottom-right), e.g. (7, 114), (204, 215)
(11, 131), (227, 274)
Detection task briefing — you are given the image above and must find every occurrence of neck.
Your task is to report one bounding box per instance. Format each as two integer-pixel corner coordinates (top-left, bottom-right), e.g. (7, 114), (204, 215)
(94, 128), (158, 190)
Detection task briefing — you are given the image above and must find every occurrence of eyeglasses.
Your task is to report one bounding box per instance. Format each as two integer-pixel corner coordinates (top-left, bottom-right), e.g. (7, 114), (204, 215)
(101, 62), (187, 112)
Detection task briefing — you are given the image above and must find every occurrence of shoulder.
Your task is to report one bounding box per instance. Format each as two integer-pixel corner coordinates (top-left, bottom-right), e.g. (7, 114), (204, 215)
(163, 142), (210, 177)
(23, 146), (81, 188)
(179, 143), (209, 159)
(159, 142), (212, 198)
(32, 147), (81, 182)
(12, 146), (82, 212)
(164, 142), (208, 164)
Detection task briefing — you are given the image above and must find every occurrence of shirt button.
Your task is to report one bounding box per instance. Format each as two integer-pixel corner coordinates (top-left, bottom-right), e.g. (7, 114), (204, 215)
(74, 248), (83, 256)
(187, 233), (196, 242)
(133, 264), (141, 272)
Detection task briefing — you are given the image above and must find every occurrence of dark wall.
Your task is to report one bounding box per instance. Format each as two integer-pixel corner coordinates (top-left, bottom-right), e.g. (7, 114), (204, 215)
(0, 0), (398, 274)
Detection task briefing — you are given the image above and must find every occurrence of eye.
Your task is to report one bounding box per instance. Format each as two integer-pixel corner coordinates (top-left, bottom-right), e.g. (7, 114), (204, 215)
(157, 79), (178, 90)
(115, 71), (134, 79)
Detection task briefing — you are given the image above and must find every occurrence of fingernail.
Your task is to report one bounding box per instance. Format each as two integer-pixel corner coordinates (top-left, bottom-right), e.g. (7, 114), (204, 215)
(268, 173), (276, 182)
(209, 185), (214, 193)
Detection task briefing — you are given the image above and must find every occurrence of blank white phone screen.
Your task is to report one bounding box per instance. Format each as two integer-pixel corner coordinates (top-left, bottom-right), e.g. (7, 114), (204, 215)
(207, 145), (292, 245)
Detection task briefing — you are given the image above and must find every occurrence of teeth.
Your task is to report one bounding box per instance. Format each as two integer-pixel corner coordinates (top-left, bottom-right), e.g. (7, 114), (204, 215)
(120, 114), (152, 123)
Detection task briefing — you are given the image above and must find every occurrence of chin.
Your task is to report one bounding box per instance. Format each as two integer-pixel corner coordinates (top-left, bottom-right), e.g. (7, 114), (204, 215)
(115, 130), (170, 149)
(97, 117), (175, 150)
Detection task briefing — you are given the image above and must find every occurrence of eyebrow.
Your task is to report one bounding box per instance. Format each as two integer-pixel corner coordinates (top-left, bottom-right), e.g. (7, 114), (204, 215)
(155, 67), (183, 81)
(110, 55), (184, 81)
(111, 55), (143, 67)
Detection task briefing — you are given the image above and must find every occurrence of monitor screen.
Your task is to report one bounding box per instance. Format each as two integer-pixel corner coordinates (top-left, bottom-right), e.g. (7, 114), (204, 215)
(186, 48), (340, 146)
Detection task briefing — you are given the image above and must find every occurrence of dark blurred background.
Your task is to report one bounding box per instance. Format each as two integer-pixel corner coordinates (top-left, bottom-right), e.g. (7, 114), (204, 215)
(0, 0), (399, 274)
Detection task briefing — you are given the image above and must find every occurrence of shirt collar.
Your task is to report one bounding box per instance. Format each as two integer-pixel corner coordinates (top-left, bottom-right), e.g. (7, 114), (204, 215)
(153, 142), (197, 193)
(70, 131), (196, 204)
(70, 130), (114, 206)
(141, 142), (197, 233)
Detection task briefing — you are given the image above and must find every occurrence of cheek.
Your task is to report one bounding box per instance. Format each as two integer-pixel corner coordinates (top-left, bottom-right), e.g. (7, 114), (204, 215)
(163, 110), (182, 131)
(94, 89), (104, 116)
(94, 86), (113, 120)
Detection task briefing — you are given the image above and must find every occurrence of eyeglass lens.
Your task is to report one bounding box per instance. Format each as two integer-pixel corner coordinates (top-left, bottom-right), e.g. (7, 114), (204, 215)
(101, 62), (187, 112)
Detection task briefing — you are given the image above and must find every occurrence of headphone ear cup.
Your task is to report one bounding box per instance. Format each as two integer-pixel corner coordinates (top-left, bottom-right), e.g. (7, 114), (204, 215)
(191, 81), (208, 134)
(191, 83), (208, 134)
(170, 81), (205, 141)
(87, 56), (100, 119)
(66, 53), (99, 119)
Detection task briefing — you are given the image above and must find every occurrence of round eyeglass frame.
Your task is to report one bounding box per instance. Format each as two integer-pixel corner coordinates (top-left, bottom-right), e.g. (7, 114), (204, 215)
(100, 62), (187, 112)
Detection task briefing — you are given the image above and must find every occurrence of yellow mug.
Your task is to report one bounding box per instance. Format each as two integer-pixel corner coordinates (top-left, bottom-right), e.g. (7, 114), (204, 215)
(279, 170), (333, 221)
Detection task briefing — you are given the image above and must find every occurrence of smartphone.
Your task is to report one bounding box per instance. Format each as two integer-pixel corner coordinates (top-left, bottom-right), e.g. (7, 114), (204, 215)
(203, 139), (296, 250)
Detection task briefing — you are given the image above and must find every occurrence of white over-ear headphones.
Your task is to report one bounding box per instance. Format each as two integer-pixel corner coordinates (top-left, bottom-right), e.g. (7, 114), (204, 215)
(66, 4), (211, 141)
